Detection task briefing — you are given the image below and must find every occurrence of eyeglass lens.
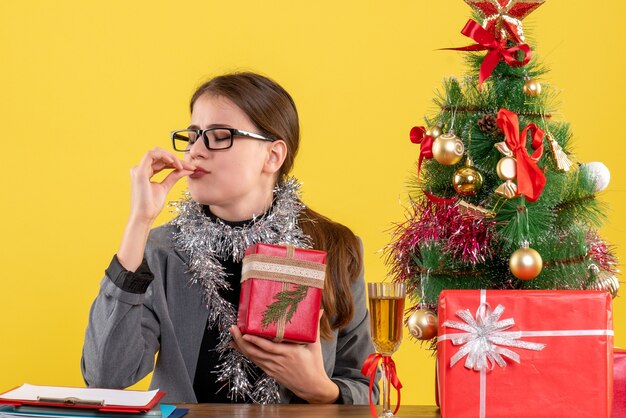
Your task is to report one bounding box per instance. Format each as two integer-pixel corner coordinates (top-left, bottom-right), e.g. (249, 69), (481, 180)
(173, 129), (233, 151)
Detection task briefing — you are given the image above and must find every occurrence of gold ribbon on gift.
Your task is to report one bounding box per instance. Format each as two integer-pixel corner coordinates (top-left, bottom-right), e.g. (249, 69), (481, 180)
(241, 250), (326, 289)
(241, 246), (326, 342)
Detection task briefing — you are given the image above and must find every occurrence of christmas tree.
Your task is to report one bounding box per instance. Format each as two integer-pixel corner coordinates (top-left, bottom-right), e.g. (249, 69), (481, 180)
(387, 0), (619, 342)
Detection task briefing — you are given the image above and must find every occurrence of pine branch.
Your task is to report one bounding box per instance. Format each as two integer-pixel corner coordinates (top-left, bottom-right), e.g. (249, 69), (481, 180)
(553, 170), (607, 228)
(543, 255), (586, 268)
(412, 264), (487, 278)
(261, 285), (309, 329)
(412, 243), (508, 305)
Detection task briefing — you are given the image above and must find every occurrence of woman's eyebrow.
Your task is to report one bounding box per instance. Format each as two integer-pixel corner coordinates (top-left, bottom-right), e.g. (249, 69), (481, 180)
(187, 123), (234, 129)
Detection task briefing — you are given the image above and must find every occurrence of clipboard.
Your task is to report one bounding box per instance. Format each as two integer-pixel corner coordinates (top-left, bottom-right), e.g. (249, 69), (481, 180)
(0, 385), (165, 414)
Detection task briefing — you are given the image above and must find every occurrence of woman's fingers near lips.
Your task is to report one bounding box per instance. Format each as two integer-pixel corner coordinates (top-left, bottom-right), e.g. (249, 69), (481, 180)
(154, 158), (196, 172)
(182, 162), (197, 171)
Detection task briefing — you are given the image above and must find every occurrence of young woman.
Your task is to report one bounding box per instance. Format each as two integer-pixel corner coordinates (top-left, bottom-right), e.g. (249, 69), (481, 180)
(82, 72), (377, 405)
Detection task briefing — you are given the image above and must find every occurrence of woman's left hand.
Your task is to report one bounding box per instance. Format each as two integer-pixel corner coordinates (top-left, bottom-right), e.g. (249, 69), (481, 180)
(229, 313), (340, 404)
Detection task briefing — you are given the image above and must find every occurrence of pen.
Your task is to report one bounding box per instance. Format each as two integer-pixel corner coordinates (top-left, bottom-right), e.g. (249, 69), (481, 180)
(37, 397), (104, 406)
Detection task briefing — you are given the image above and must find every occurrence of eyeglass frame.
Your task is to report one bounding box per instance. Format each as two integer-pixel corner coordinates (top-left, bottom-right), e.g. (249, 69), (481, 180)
(170, 127), (277, 152)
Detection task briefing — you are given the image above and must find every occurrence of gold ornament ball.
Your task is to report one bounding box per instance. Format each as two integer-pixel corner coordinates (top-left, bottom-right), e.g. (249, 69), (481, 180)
(432, 133), (464, 165)
(453, 166), (483, 196)
(496, 156), (517, 181)
(426, 126), (443, 139)
(523, 79), (542, 97)
(509, 247), (543, 280)
(407, 309), (438, 340)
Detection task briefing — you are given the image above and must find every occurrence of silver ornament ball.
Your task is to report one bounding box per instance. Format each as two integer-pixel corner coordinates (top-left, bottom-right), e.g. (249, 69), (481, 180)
(580, 162), (611, 192)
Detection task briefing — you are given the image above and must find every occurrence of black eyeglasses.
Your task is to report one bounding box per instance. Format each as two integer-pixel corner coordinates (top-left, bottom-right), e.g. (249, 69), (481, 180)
(171, 128), (276, 152)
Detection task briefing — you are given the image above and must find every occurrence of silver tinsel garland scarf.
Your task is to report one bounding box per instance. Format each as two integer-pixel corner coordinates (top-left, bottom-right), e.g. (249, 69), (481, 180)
(169, 177), (311, 403)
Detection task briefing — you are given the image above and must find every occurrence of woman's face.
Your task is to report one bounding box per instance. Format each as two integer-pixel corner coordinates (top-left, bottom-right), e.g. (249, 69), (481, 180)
(185, 94), (279, 220)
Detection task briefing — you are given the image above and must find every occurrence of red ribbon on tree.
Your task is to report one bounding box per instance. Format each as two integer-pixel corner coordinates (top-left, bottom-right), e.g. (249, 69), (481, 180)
(444, 19), (532, 88)
(496, 108), (546, 202)
(361, 353), (402, 418)
(424, 191), (457, 206)
(410, 126), (433, 180)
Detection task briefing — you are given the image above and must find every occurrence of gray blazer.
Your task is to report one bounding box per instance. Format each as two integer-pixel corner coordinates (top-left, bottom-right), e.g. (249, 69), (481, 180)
(81, 224), (378, 404)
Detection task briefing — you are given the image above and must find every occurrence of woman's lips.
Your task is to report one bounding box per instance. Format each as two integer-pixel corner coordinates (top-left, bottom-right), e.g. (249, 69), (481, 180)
(189, 168), (209, 179)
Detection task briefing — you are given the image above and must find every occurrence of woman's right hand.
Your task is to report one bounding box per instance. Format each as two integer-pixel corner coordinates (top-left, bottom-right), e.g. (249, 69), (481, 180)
(117, 148), (195, 272)
(129, 147), (196, 224)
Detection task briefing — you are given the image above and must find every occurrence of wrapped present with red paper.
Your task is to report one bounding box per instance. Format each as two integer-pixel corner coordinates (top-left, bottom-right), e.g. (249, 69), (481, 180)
(437, 290), (614, 418)
(237, 243), (326, 344)
(613, 347), (626, 418)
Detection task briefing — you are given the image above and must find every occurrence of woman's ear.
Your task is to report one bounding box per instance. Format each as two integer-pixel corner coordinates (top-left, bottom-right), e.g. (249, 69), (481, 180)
(263, 140), (287, 174)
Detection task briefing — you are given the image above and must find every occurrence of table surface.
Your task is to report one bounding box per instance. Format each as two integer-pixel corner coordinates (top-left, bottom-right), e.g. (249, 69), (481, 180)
(180, 403), (441, 417)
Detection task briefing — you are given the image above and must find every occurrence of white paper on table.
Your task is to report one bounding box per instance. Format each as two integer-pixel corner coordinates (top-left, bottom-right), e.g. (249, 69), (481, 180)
(0, 385), (160, 407)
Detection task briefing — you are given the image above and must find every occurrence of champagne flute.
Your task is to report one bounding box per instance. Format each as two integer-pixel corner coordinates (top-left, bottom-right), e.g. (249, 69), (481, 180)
(368, 282), (406, 418)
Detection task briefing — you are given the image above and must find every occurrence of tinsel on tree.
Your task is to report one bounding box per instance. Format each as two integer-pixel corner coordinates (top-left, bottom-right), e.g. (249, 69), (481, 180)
(387, 0), (619, 342)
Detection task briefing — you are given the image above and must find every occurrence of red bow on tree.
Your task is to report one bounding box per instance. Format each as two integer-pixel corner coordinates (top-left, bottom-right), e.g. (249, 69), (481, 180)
(424, 191), (457, 206)
(410, 126), (434, 180)
(361, 353), (402, 418)
(496, 108), (546, 202)
(445, 19), (532, 88)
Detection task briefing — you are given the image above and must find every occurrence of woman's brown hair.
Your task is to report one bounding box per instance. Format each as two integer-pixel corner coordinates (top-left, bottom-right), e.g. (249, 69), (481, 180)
(190, 72), (362, 339)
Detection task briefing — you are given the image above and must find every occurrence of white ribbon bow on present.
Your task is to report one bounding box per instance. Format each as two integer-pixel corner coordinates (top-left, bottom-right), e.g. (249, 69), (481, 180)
(443, 303), (546, 371)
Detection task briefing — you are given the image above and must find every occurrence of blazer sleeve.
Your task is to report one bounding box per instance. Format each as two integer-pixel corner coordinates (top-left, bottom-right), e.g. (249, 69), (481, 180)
(330, 239), (380, 405)
(81, 255), (161, 388)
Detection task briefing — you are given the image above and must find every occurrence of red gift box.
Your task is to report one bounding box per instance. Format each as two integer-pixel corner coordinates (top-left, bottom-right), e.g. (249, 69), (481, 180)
(613, 347), (626, 418)
(237, 243), (326, 343)
(437, 290), (613, 418)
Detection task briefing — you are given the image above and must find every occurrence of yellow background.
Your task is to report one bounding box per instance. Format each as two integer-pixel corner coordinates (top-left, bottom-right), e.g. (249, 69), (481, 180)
(1, 0), (624, 406)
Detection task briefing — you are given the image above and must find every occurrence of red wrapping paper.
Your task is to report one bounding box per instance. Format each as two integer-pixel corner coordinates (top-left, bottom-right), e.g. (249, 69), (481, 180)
(437, 290), (613, 418)
(613, 347), (626, 418)
(237, 243), (326, 343)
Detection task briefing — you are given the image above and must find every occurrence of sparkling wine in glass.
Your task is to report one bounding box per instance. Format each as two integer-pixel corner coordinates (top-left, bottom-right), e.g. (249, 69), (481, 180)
(368, 282), (406, 418)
